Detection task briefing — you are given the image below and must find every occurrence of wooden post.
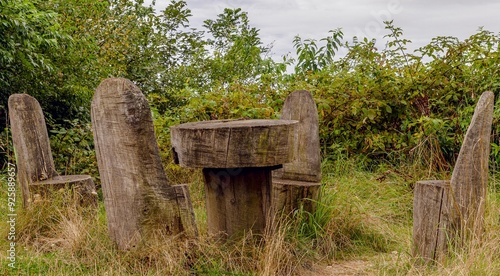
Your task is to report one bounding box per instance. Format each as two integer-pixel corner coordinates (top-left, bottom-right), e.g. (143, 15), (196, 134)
(449, 91), (494, 243)
(91, 78), (197, 250)
(171, 119), (297, 239)
(203, 167), (274, 238)
(412, 180), (451, 264)
(8, 94), (97, 207)
(272, 90), (321, 216)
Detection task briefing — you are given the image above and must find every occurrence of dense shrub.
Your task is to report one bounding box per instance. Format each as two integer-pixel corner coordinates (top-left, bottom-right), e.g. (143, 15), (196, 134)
(1, 1), (499, 172)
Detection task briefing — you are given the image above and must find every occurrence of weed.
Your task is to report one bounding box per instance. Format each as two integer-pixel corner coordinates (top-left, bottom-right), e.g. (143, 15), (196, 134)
(1, 159), (499, 275)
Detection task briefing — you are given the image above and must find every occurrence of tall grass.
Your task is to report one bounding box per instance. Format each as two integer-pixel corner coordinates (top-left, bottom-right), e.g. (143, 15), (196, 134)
(1, 158), (499, 275)
(379, 175), (500, 275)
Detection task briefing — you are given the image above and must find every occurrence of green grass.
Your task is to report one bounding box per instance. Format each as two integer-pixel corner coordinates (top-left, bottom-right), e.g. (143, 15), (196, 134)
(1, 159), (500, 275)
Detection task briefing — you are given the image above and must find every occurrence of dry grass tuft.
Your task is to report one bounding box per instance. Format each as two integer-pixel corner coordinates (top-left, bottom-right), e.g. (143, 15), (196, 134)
(1, 160), (499, 275)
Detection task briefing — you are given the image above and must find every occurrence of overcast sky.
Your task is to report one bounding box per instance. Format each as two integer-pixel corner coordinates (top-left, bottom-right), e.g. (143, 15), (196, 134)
(148, 0), (500, 60)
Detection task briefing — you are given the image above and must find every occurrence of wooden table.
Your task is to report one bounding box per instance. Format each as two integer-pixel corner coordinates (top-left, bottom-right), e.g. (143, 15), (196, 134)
(171, 119), (298, 238)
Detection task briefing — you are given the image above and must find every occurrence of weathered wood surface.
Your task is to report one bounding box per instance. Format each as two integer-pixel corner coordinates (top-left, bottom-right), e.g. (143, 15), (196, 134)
(449, 91), (494, 242)
(171, 119), (297, 239)
(273, 90), (321, 182)
(172, 184), (197, 235)
(203, 167), (273, 238)
(412, 91), (495, 263)
(272, 90), (322, 216)
(171, 119), (298, 168)
(8, 94), (97, 207)
(272, 178), (321, 216)
(91, 78), (197, 250)
(31, 175), (97, 206)
(412, 180), (451, 264)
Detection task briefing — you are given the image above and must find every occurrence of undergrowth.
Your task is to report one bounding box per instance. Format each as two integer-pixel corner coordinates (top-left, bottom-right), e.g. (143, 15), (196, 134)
(1, 158), (499, 275)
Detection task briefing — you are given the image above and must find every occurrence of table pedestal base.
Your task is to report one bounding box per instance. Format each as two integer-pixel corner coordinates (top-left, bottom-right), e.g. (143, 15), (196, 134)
(203, 166), (280, 239)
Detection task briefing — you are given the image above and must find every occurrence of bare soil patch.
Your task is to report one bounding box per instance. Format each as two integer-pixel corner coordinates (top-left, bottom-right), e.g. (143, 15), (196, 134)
(300, 260), (375, 275)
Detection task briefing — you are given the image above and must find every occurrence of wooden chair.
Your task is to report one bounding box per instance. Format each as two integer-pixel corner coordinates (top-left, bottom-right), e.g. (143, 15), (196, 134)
(8, 94), (97, 207)
(412, 91), (494, 263)
(91, 78), (197, 250)
(272, 90), (322, 217)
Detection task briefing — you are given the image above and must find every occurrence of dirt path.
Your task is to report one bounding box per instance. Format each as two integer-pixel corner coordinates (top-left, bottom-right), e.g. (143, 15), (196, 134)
(298, 251), (403, 275)
(301, 260), (375, 276)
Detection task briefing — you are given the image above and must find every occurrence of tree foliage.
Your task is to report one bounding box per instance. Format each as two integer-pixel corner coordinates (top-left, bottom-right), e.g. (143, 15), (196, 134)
(291, 21), (500, 168)
(2, 1), (500, 171)
(0, 0), (64, 84)
(293, 28), (343, 74)
(0, 0), (68, 126)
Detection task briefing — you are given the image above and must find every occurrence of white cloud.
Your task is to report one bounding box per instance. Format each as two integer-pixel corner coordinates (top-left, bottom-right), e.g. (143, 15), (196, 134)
(147, 0), (500, 59)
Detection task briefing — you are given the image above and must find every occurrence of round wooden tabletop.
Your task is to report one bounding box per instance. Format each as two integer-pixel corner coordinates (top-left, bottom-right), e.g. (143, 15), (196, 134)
(171, 119), (298, 168)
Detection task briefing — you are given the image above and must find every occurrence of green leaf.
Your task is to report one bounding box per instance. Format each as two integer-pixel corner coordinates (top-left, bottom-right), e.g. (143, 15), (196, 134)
(385, 105), (392, 113)
(366, 109), (376, 121)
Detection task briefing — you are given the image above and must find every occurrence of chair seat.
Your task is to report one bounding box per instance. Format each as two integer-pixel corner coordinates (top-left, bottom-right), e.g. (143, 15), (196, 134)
(31, 174), (97, 205)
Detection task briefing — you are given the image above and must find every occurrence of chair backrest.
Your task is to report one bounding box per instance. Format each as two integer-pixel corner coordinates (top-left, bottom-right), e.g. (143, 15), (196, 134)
(273, 90), (321, 182)
(450, 91), (494, 236)
(9, 94), (58, 205)
(92, 77), (197, 250)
